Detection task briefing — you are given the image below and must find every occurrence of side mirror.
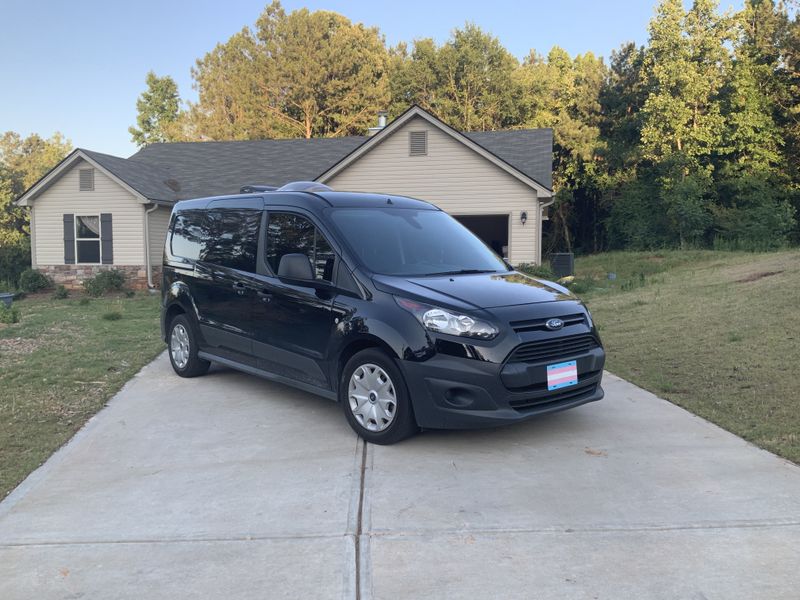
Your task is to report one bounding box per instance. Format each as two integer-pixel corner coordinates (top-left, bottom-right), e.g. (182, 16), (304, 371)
(278, 253), (314, 280)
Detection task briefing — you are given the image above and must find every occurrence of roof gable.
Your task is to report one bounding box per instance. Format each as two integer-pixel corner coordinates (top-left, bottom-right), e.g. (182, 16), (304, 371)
(316, 106), (553, 196)
(16, 149), (154, 206)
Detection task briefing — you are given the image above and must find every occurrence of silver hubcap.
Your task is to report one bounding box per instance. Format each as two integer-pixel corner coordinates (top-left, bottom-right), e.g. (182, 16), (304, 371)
(170, 324), (190, 369)
(348, 363), (397, 432)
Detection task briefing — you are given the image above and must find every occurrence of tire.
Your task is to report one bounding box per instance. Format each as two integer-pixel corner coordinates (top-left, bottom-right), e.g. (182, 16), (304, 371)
(167, 314), (210, 378)
(340, 348), (418, 445)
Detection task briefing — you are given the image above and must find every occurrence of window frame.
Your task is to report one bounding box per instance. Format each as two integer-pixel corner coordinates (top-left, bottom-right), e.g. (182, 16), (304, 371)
(75, 214), (102, 265)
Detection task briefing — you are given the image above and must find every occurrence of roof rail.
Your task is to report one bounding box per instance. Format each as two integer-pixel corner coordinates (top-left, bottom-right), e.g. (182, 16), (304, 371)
(277, 181), (333, 193)
(240, 184), (278, 193)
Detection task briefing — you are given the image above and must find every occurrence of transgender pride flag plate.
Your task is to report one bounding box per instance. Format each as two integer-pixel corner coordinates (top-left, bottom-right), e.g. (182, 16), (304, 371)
(546, 360), (578, 391)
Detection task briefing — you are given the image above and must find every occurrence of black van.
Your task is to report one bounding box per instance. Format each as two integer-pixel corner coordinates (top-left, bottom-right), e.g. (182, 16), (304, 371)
(161, 184), (604, 444)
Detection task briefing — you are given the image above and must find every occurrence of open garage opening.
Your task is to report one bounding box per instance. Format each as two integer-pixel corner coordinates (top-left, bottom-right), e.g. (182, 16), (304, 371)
(453, 214), (510, 259)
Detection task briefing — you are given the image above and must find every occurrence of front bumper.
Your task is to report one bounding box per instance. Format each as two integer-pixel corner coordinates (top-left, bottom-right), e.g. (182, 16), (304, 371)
(399, 346), (605, 429)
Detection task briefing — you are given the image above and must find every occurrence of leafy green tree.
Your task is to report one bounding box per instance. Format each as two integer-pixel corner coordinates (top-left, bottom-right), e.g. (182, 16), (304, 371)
(129, 72), (181, 146)
(516, 47), (607, 252)
(0, 132), (72, 245)
(189, 1), (390, 139)
(389, 24), (520, 130)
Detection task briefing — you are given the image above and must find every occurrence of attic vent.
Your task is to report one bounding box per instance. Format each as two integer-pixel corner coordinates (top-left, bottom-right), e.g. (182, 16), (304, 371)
(409, 131), (427, 156)
(79, 168), (95, 191)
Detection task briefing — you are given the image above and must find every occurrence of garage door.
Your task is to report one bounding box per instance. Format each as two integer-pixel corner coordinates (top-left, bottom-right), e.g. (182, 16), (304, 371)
(453, 214), (509, 258)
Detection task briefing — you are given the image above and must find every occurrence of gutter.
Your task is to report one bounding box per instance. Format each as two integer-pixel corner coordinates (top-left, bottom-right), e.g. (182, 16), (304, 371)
(144, 204), (159, 289)
(538, 194), (556, 266)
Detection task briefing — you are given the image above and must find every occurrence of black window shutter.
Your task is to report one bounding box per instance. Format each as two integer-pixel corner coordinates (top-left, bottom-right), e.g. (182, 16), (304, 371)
(63, 214), (75, 264)
(100, 213), (113, 264)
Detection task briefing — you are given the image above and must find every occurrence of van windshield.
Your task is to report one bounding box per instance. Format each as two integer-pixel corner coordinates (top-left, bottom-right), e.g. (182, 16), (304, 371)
(329, 208), (508, 277)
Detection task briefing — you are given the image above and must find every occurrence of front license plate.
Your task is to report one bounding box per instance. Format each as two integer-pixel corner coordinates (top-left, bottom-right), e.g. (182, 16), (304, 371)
(547, 360), (578, 391)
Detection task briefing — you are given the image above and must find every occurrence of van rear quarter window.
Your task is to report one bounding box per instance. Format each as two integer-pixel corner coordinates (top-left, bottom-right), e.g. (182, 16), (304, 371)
(171, 208), (261, 272)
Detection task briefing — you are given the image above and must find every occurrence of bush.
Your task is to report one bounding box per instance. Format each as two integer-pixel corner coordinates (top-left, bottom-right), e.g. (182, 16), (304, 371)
(18, 268), (52, 293)
(0, 238), (31, 289)
(83, 269), (126, 297)
(52, 285), (69, 300)
(517, 262), (555, 280)
(0, 304), (19, 324)
(101, 311), (122, 321)
(78, 297), (91, 306)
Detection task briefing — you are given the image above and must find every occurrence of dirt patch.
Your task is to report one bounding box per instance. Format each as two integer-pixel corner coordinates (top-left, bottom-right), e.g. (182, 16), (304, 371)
(735, 271), (783, 283)
(0, 337), (40, 355)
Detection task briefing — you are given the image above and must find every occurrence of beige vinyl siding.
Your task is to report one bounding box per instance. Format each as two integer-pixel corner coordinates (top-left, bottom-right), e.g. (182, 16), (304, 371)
(326, 116), (542, 264)
(32, 159), (145, 265)
(147, 206), (172, 266)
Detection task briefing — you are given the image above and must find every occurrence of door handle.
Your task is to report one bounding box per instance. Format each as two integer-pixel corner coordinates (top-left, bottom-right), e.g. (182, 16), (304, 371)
(257, 290), (273, 303)
(232, 282), (246, 295)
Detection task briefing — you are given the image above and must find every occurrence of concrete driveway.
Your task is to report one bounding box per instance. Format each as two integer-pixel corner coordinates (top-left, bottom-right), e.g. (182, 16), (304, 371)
(1, 355), (799, 599)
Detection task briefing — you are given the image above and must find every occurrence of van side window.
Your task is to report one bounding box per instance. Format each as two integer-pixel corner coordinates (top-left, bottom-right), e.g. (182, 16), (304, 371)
(266, 212), (335, 281)
(170, 210), (205, 261)
(201, 209), (261, 272)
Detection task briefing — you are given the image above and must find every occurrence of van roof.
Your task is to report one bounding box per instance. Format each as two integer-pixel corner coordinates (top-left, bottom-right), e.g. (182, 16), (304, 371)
(173, 190), (439, 212)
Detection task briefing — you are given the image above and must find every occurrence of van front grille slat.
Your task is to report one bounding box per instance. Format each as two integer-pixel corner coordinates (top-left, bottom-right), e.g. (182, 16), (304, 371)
(507, 334), (599, 364)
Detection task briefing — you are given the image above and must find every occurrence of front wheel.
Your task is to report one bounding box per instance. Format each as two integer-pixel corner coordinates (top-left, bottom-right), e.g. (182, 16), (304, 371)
(340, 349), (418, 444)
(168, 314), (210, 378)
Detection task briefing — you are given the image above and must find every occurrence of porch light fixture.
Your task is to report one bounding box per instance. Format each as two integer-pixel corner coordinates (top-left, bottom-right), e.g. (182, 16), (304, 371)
(520, 211), (528, 226)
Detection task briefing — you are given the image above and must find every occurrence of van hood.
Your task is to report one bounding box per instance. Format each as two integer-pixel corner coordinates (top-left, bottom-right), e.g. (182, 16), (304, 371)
(372, 271), (574, 310)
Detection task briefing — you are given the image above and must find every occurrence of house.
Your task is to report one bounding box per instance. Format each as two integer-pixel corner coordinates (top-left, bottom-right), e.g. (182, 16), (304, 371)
(16, 106), (553, 289)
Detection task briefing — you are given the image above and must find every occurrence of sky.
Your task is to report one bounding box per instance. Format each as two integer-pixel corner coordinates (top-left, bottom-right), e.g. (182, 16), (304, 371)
(0, 0), (744, 157)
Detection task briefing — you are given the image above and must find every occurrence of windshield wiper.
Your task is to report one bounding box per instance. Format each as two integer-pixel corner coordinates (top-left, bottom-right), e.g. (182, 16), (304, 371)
(423, 269), (498, 277)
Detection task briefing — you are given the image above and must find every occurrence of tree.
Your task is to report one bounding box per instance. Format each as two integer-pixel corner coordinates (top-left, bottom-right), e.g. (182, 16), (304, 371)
(516, 47), (607, 252)
(129, 72), (181, 146)
(189, 1), (390, 140)
(633, 0), (733, 247)
(0, 132), (72, 245)
(389, 24), (520, 130)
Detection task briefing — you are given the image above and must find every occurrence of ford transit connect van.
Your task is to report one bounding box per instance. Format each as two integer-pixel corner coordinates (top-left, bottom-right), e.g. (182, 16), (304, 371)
(161, 184), (604, 444)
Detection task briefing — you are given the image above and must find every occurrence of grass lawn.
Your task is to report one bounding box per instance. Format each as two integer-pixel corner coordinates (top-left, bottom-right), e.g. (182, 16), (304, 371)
(575, 249), (800, 464)
(0, 292), (164, 497)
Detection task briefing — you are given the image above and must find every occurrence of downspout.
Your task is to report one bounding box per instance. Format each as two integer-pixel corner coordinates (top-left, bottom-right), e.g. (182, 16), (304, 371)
(538, 195), (555, 266)
(144, 204), (158, 289)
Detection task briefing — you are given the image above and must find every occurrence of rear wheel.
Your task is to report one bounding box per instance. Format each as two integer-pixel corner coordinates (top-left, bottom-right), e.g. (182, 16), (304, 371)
(340, 349), (418, 444)
(168, 314), (210, 378)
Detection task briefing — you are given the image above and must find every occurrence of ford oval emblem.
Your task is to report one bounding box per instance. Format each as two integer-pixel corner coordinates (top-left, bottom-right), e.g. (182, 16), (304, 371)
(545, 318), (564, 331)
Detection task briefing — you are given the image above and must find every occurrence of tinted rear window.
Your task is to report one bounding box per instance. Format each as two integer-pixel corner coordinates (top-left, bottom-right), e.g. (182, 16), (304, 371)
(171, 208), (261, 272)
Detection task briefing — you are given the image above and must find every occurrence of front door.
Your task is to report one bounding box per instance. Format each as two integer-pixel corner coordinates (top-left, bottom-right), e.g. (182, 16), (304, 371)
(251, 211), (337, 388)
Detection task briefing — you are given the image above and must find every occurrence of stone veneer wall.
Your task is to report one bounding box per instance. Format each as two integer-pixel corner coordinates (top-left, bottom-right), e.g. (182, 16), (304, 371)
(37, 265), (162, 291)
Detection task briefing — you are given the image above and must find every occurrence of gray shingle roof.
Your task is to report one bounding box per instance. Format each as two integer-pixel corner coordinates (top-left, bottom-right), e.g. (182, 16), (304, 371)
(81, 149), (177, 201)
(466, 129), (553, 190)
(87, 126), (552, 203)
(129, 137), (368, 201)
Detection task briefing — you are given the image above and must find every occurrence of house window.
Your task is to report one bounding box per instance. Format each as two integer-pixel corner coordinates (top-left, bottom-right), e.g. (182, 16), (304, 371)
(409, 131), (428, 156)
(75, 215), (101, 263)
(79, 168), (95, 191)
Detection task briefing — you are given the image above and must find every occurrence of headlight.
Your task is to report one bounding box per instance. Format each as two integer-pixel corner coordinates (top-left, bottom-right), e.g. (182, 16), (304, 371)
(395, 297), (498, 340)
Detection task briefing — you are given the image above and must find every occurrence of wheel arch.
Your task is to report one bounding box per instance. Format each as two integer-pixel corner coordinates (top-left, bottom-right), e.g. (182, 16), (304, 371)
(334, 335), (400, 399)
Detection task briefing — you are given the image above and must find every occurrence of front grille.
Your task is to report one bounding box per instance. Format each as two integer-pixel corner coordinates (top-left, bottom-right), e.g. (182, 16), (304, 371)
(509, 313), (585, 334)
(509, 383), (598, 411)
(507, 333), (599, 364)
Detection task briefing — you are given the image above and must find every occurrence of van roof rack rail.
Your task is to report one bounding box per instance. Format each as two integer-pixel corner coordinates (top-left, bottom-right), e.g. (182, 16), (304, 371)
(277, 181), (333, 193)
(240, 184), (278, 193)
